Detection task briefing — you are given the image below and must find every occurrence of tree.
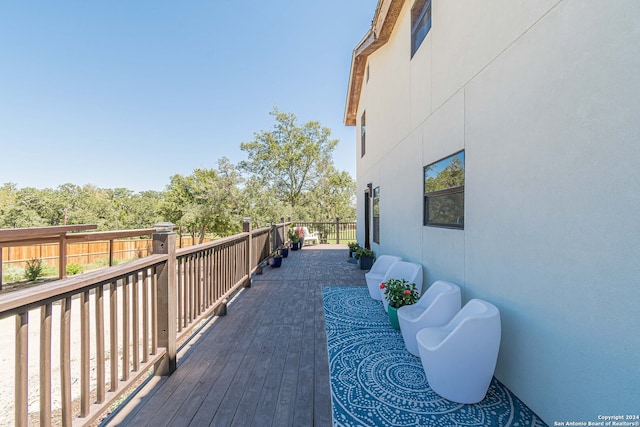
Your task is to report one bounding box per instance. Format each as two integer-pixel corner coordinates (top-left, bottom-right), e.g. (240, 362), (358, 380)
(162, 158), (243, 242)
(240, 108), (338, 210)
(307, 168), (356, 221)
(424, 157), (464, 192)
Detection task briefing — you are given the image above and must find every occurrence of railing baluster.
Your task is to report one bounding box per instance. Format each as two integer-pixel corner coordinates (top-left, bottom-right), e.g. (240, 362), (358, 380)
(186, 256), (191, 324)
(210, 249), (214, 307)
(1, 222), (281, 425)
(95, 285), (105, 403)
(142, 268), (149, 363)
(109, 281), (118, 391)
(133, 272), (140, 372)
(81, 289), (90, 416)
(40, 304), (52, 427)
(61, 296), (72, 426)
(15, 311), (28, 427)
(178, 259), (184, 331)
(151, 267), (158, 354)
(194, 254), (199, 316)
(123, 275), (130, 381)
(202, 249), (211, 311)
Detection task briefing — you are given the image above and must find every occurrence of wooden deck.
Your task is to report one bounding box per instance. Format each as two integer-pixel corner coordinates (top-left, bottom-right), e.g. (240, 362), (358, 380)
(106, 244), (366, 427)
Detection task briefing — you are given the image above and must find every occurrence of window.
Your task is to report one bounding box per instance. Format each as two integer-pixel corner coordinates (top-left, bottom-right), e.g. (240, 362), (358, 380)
(366, 64), (370, 83)
(360, 111), (366, 157)
(423, 151), (464, 228)
(373, 186), (380, 243)
(411, 0), (431, 58)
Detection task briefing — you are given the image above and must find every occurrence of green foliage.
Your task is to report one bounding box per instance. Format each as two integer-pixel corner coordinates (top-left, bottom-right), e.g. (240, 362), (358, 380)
(0, 109), (356, 233)
(354, 247), (375, 260)
(348, 242), (361, 253)
(382, 279), (419, 308)
(0, 182), (163, 230)
(424, 156), (464, 192)
(2, 264), (24, 284)
(24, 258), (44, 282)
(66, 263), (83, 276)
(240, 108), (340, 212)
(162, 158), (243, 243)
(287, 226), (300, 243)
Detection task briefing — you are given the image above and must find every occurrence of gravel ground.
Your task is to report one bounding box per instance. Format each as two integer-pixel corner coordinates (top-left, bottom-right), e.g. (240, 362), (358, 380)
(0, 290), (122, 426)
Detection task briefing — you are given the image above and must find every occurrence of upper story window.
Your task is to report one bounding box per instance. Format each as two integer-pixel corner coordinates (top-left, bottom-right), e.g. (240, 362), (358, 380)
(423, 150), (464, 228)
(411, 0), (432, 58)
(360, 111), (366, 157)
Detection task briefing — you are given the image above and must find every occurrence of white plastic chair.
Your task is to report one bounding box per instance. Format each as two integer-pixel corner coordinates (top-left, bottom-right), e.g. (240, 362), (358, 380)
(364, 255), (401, 300)
(397, 281), (461, 356)
(301, 227), (319, 245)
(380, 261), (423, 312)
(417, 299), (501, 404)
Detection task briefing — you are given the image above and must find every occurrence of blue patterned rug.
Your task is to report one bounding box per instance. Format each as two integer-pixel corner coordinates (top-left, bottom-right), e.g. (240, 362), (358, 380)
(323, 286), (547, 427)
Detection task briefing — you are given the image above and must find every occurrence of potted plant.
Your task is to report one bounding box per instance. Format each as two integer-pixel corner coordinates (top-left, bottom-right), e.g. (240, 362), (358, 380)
(288, 226), (301, 250)
(269, 249), (283, 268)
(279, 244), (289, 258)
(348, 242), (361, 258)
(380, 279), (419, 329)
(355, 247), (375, 270)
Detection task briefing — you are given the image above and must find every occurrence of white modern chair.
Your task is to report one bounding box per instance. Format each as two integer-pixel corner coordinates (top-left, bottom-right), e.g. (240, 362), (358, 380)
(301, 227), (319, 245)
(417, 299), (501, 404)
(380, 261), (423, 312)
(397, 280), (461, 356)
(364, 255), (402, 300)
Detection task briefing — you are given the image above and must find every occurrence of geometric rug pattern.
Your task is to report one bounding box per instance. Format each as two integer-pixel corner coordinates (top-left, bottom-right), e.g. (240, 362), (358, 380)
(323, 287), (548, 427)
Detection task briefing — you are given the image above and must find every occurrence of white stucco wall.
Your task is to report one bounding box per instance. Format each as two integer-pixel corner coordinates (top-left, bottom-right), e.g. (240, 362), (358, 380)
(354, 0), (640, 422)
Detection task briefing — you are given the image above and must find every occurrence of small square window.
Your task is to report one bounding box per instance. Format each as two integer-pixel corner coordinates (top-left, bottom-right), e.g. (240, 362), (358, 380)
(423, 151), (464, 228)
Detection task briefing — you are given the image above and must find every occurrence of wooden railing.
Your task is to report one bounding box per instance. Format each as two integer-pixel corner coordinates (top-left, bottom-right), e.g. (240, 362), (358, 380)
(0, 219), (284, 426)
(293, 218), (357, 244)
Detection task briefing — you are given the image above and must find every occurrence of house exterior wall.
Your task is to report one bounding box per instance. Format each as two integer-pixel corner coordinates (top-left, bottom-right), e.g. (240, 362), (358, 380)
(353, 0), (640, 422)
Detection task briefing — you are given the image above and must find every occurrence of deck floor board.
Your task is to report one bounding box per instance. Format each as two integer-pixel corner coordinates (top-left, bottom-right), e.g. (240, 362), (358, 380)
(108, 245), (365, 427)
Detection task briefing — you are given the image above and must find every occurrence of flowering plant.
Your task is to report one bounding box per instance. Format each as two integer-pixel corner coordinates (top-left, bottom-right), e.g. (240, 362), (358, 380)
(380, 279), (419, 308)
(287, 226), (300, 243)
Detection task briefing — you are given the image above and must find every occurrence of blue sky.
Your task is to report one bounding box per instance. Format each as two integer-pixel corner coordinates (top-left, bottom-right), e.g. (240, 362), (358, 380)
(0, 0), (377, 192)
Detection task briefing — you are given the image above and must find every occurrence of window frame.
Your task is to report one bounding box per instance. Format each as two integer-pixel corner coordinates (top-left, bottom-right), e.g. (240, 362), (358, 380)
(423, 150), (465, 229)
(372, 186), (380, 243)
(360, 111), (366, 157)
(411, 0), (432, 58)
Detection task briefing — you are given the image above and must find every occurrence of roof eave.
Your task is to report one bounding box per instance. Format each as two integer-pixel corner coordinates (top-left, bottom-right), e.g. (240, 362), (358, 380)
(344, 0), (406, 126)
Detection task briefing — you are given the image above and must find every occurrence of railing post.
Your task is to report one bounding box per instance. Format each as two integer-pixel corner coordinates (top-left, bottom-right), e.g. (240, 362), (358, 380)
(152, 222), (177, 376)
(243, 218), (252, 288)
(336, 217), (341, 244)
(279, 217), (285, 248)
(109, 239), (114, 266)
(271, 223), (277, 252)
(59, 234), (67, 279)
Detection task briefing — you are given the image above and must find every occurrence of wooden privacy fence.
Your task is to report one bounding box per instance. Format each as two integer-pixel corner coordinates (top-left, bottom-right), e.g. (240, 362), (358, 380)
(0, 219), (286, 426)
(1, 236), (209, 269)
